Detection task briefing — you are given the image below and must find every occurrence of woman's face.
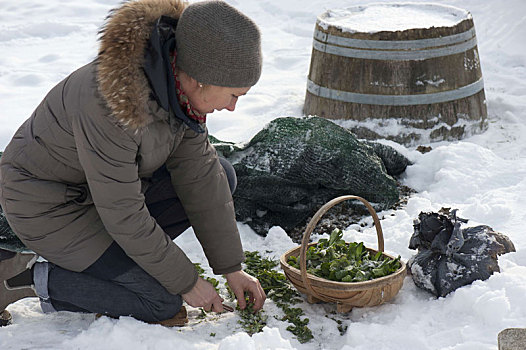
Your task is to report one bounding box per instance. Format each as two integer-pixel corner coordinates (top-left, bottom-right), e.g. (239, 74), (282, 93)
(187, 85), (251, 115)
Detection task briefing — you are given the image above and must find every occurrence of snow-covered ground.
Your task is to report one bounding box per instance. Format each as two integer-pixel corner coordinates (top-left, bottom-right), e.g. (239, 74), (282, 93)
(1, 0), (526, 349)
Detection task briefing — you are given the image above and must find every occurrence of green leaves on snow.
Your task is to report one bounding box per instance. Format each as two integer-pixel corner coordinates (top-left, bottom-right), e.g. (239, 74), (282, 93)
(242, 251), (314, 343)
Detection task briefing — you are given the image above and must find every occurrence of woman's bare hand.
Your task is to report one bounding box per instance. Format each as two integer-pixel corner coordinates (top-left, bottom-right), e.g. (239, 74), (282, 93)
(225, 270), (266, 311)
(181, 276), (224, 312)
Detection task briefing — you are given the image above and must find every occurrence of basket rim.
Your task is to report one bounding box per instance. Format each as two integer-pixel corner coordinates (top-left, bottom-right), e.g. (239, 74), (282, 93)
(279, 243), (407, 288)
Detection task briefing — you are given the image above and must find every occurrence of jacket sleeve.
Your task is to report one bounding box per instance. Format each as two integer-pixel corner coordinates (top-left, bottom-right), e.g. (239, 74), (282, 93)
(166, 126), (245, 275)
(71, 110), (198, 295)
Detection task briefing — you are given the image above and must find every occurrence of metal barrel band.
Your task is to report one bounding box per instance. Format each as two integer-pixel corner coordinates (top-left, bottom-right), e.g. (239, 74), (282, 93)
(314, 27), (476, 51)
(313, 36), (478, 61)
(306, 78), (485, 106)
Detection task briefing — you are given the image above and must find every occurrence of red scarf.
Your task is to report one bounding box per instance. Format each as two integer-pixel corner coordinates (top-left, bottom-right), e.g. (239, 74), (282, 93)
(170, 51), (207, 124)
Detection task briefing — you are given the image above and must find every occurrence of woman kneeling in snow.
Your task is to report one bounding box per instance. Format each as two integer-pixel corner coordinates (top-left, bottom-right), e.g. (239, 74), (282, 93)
(0, 0), (265, 326)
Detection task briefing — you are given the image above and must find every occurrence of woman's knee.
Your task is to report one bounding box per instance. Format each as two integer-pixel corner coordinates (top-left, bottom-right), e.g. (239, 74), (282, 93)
(219, 157), (237, 195)
(110, 265), (184, 322)
(145, 294), (183, 322)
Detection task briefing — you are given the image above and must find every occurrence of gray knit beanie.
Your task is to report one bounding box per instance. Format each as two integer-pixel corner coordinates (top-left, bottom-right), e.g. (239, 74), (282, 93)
(175, 1), (262, 87)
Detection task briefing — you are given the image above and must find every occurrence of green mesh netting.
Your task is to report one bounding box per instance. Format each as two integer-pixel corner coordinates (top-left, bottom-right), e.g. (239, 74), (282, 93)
(211, 116), (408, 236)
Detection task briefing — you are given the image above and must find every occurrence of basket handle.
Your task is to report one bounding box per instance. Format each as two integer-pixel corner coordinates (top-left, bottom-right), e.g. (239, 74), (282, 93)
(299, 195), (385, 301)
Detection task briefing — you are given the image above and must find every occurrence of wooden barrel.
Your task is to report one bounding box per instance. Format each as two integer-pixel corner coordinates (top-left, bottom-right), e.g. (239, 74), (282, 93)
(303, 3), (488, 145)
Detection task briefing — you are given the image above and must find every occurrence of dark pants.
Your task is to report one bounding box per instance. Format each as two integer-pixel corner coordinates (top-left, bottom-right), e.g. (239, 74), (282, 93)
(46, 158), (236, 322)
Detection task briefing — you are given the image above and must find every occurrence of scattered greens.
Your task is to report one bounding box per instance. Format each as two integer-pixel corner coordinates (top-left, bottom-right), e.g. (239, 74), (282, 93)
(242, 251), (314, 343)
(287, 229), (401, 282)
(196, 247), (379, 343)
(236, 300), (268, 335)
(327, 316), (349, 336)
(244, 251), (302, 305)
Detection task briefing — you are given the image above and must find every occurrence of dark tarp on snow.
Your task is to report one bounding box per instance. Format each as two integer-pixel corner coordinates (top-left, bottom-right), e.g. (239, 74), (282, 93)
(408, 208), (515, 297)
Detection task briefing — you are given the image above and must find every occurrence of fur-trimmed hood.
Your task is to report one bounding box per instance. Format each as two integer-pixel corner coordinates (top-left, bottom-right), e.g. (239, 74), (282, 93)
(97, 0), (186, 130)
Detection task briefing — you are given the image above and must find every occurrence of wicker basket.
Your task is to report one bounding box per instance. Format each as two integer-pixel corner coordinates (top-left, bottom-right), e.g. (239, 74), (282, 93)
(279, 195), (407, 313)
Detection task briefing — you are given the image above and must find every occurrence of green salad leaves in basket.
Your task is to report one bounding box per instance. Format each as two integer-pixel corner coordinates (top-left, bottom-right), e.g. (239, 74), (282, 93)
(287, 228), (401, 282)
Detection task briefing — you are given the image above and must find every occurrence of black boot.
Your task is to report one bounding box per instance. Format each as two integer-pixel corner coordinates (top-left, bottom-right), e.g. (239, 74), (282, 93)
(0, 249), (38, 326)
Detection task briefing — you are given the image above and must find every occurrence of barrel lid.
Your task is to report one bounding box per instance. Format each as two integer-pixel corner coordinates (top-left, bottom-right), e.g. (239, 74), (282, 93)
(317, 3), (472, 34)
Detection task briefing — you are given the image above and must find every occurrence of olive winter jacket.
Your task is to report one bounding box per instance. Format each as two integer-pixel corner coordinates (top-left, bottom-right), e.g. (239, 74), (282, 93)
(0, 0), (244, 295)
